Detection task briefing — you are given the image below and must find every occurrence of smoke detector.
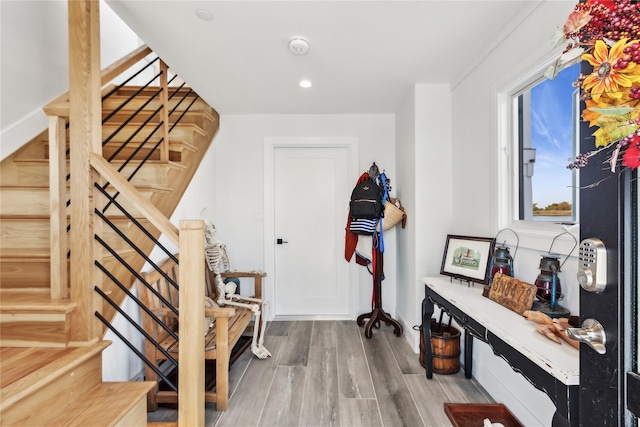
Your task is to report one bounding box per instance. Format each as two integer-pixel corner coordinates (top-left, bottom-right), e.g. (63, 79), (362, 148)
(288, 37), (310, 55)
(195, 9), (213, 21)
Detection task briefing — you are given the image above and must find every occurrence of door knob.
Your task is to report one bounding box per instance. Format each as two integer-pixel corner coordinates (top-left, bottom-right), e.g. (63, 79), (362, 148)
(565, 318), (606, 354)
(276, 238), (288, 245)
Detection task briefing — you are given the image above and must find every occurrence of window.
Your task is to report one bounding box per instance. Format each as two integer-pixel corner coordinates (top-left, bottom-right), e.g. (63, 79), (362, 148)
(513, 63), (580, 222)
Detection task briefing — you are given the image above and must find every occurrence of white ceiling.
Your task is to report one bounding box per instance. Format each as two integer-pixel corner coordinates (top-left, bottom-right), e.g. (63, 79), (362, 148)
(105, 1), (545, 115)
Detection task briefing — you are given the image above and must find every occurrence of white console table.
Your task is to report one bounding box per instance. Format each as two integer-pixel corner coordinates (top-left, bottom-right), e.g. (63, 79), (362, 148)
(422, 276), (579, 427)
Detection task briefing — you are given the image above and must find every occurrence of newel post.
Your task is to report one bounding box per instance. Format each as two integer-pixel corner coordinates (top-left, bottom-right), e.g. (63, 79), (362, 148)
(68, 0), (102, 343)
(48, 115), (69, 300)
(178, 220), (205, 427)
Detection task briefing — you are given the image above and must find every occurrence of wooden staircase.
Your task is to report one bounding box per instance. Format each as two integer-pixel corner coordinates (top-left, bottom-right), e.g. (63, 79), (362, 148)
(0, 85), (218, 345)
(0, 342), (154, 426)
(0, 75), (219, 423)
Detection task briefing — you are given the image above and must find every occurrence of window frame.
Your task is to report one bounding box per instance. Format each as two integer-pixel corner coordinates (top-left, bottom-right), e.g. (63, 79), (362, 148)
(493, 54), (580, 255)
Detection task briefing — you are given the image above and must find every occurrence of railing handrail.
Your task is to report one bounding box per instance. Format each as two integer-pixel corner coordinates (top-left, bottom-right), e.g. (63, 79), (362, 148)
(43, 45), (153, 117)
(90, 153), (179, 245)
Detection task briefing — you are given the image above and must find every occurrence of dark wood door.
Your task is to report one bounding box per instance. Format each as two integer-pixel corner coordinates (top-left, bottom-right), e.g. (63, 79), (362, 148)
(578, 100), (638, 425)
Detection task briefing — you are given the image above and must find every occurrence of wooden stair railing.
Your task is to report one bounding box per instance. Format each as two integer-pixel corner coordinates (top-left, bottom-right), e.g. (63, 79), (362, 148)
(90, 154), (178, 246)
(43, 42), (208, 340)
(42, 44), (153, 304)
(91, 158), (205, 422)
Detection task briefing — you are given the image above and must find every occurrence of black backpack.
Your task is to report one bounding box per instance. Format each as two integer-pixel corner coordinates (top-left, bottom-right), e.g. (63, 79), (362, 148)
(349, 179), (383, 220)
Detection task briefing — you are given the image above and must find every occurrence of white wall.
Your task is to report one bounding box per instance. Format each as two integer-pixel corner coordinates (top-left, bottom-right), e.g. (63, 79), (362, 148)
(449, 2), (578, 426)
(395, 89), (418, 336)
(395, 84), (454, 348)
(1, 1), (67, 159)
(169, 114), (397, 319)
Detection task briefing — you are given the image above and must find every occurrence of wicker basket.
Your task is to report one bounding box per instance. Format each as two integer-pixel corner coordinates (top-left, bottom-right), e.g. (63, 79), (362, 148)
(380, 199), (405, 231)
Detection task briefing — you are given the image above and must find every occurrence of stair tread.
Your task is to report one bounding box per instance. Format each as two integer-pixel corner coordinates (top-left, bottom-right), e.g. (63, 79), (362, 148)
(45, 381), (155, 427)
(0, 341), (110, 410)
(0, 214), (52, 220)
(106, 159), (187, 170)
(1, 185), (51, 189)
(0, 291), (76, 311)
(102, 120), (205, 131)
(110, 159), (186, 169)
(0, 248), (50, 258)
(101, 183), (173, 194)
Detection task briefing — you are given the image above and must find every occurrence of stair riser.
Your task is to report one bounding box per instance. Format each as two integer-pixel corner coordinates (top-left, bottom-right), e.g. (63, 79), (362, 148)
(9, 129), (49, 160)
(97, 188), (159, 217)
(0, 161), (50, 186)
(1, 217), (155, 253)
(108, 163), (172, 187)
(2, 162), (170, 188)
(104, 110), (207, 127)
(0, 311), (70, 347)
(98, 219), (159, 253)
(1, 219), (49, 250)
(0, 350), (103, 424)
(102, 96), (209, 114)
(0, 188), (159, 218)
(102, 124), (202, 144)
(106, 149), (186, 163)
(48, 381), (153, 426)
(0, 259), (50, 289)
(113, 396), (147, 426)
(48, 143), (185, 162)
(102, 144), (164, 162)
(0, 188), (52, 216)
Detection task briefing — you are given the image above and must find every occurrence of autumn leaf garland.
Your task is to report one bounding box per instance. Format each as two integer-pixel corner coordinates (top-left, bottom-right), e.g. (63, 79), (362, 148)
(552, 0), (640, 172)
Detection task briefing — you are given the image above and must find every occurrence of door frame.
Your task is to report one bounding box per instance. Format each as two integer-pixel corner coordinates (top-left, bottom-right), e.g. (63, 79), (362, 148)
(263, 137), (359, 321)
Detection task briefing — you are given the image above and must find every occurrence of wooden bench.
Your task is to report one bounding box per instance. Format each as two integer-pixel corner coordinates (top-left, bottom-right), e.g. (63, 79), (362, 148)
(137, 254), (265, 411)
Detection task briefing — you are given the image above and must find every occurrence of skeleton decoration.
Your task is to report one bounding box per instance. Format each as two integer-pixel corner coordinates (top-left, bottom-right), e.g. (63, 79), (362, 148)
(203, 220), (271, 359)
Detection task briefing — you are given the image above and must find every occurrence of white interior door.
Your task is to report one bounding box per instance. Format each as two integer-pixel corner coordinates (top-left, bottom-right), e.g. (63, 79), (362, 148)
(273, 146), (351, 317)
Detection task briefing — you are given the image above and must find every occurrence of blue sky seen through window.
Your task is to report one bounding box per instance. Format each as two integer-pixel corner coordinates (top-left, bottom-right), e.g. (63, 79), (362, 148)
(530, 63), (580, 209)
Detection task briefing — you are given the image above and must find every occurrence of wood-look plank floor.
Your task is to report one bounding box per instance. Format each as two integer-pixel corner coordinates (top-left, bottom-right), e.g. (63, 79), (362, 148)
(147, 320), (493, 427)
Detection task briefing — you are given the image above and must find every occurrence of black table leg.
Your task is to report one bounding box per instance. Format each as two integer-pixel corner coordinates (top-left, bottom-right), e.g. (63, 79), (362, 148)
(422, 298), (434, 379)
(551, 411), (571, 427)
(464, 329), (473, 379)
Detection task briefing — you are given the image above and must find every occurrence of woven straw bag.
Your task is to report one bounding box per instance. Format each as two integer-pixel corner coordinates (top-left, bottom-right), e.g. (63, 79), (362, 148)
(380, 198), (406, 231)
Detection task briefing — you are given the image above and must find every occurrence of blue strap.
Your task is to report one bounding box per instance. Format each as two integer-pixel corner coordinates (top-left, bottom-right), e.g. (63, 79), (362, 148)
(377, 172), (389, 253)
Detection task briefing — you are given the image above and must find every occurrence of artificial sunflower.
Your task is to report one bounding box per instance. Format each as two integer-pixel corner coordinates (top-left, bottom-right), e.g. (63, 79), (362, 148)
(581, 38), (640, 102)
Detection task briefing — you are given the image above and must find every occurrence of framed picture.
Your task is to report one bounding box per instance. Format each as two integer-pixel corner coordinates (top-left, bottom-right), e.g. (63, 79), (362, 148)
(440, 235), (496, 285)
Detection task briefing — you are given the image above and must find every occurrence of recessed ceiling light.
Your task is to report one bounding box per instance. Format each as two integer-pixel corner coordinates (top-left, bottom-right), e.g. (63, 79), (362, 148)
(299, 80), (312, 88)
(195, 9), (213, 21)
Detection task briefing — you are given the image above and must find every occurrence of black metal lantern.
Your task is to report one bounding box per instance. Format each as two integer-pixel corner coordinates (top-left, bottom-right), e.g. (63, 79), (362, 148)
(531, 231), (577, 318)
(490, 245), (514, 279)
(534, 254), (562, 305)
(488, 228), (518, 283)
